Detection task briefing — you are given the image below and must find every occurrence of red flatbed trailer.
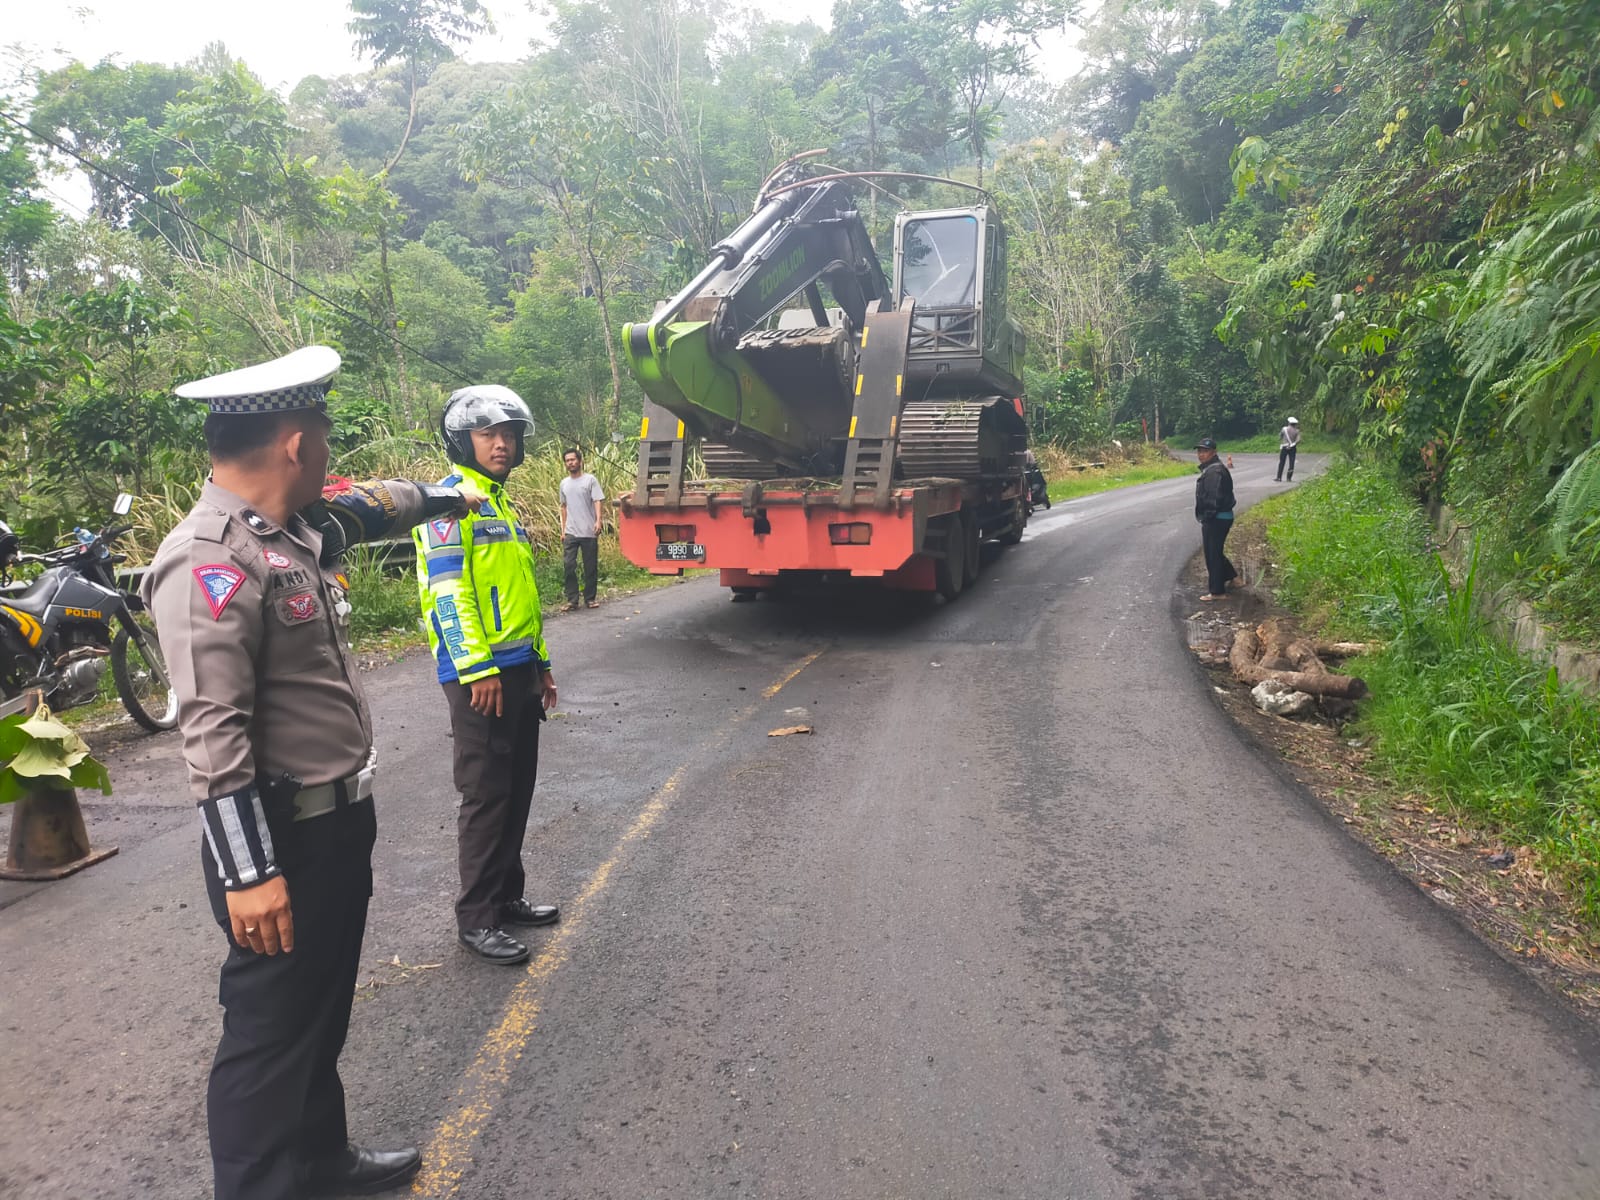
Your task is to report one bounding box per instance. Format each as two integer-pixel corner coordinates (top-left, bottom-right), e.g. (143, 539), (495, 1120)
(618, 469), (1027, 598)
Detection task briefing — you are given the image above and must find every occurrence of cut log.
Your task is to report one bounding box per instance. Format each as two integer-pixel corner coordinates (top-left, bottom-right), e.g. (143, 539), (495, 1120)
(1315, 641), (1376, 659)
(1256, 618), (1299, 670)
(1230, 626), (1367, 698)
(1285, 638), (1329, 675)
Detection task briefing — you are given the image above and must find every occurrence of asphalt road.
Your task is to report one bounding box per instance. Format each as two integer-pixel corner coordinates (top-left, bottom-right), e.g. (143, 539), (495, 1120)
(3, 452), (1598, 1200)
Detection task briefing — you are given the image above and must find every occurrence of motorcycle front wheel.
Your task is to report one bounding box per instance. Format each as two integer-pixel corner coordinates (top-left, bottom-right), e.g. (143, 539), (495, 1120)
(112, 620), (179, 732)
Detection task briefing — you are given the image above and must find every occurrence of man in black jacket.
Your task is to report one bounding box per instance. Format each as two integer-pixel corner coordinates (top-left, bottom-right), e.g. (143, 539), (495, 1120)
(1194, 437), (1237, 600)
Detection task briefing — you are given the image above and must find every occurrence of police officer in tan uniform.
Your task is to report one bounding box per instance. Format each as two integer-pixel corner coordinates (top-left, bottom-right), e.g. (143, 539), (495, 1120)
(145, 346), (482, 1200)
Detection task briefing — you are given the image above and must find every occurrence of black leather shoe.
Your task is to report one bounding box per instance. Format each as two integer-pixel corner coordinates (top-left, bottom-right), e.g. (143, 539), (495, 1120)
(499, 898), (560, 927)
(306, 1144), (421, 1196)
(458, 927), (530, 964)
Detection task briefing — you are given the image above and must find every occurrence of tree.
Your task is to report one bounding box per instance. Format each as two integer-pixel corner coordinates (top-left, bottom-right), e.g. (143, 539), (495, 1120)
(457, 79), (646, 430)
(347, 0), (490, 172)
(0, 117), (54, 289)
(994, 140), (1134, 394)
(497, 252), (646, 447)
(157, 64), (330, 234)
(29, 60), (201, 235)
(917, 0), (1073, 186)
(47, 282), (200, 502)
(545, 0), (749, 258)
(801, 0), (951, 207)
(0, 313), (84, 453)
(1068, 0), (1217, 144)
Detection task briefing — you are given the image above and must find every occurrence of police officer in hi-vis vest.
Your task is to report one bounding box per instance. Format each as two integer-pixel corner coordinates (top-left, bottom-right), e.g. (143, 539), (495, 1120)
(145, 346), (485, 1199)
(413, 386), (561, 966)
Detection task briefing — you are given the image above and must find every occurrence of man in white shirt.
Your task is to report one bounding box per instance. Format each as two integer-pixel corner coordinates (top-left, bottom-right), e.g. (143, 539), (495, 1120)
(1276, 416), (1301, 482)
(558, 447), (605, 610)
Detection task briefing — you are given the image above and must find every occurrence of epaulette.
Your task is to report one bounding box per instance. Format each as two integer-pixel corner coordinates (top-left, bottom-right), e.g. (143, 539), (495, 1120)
(192, 505), (266, 574)
(188, 506), (233, 546)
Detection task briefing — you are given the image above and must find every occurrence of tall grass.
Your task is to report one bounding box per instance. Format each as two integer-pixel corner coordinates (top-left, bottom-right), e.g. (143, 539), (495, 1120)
(334, 436), (642, 552)
(1267, 463), (1437, 639)
(340, 545), (424, 644)
(335, 438), (676, 638)
(1266, 464), (1600, 919)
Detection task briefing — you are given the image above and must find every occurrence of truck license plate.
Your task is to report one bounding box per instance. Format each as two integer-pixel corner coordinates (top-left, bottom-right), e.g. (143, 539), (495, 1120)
(655, 542), (706, 562)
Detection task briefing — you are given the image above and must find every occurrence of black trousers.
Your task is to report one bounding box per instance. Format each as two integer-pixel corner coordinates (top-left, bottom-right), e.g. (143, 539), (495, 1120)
(444, 664), (543, 931)
(1277, 444), (1298, 479)
(1201, 517), (1238, 596)
(202, 799), (376, 1200)
(562, 534), (598, 603)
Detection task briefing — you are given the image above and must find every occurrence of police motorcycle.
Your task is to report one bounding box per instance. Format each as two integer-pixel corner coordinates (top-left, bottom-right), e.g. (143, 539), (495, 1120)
(0, 494), (179, 732)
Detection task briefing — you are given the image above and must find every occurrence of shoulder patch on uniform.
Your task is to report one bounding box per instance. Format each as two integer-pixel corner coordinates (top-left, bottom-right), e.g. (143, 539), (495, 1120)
(425, 518), (462, 548)
(194, 564), (247, 619)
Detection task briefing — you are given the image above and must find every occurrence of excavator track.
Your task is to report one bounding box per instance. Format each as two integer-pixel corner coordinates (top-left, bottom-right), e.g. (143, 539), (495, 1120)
(701, 443), (783, 480)
(895, 398), (1027, 480)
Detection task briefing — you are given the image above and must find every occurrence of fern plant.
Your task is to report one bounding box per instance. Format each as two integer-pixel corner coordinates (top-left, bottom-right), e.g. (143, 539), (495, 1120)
(1455, 187), (1600, 553)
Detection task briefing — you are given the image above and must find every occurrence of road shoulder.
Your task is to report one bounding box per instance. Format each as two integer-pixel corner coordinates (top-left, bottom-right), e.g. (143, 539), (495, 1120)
(1177, 529), (1600, 1019)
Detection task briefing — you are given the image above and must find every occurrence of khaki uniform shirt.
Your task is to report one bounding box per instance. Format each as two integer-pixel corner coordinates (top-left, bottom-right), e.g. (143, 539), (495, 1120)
(144, 480), (426, 802)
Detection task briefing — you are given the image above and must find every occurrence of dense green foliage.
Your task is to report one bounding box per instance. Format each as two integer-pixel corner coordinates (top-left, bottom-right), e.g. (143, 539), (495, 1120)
(2, 0), (1597, 625)
(1198, 0), (1600, 637)
(1263, 465), (1600, 919)
(4, 0), (1597, 901)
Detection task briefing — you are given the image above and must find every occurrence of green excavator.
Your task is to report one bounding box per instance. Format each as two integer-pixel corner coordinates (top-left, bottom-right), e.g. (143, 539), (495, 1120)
(617, 155), (1033, 599)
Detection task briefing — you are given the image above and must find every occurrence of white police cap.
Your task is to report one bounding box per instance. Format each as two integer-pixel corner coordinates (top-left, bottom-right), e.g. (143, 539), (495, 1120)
(177, 345), (340, 415)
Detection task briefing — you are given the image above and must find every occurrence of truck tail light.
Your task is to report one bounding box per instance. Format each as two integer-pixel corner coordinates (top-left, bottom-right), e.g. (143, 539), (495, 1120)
(828, 523), (872, 545)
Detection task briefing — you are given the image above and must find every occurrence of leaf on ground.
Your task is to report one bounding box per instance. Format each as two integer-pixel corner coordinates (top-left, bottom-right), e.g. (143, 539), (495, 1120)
(767, 725), (814, 737)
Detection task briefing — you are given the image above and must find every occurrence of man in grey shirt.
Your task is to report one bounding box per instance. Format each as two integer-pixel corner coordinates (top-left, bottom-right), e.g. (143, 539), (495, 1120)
(1276, 416), (1300, 482)
(559, 447), (605, 610)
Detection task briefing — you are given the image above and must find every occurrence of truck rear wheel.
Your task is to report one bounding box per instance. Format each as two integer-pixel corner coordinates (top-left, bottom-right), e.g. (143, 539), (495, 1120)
(960, 509), (980, 587)
(998, 499), (1025, 545)
(934, 516), (965, 600)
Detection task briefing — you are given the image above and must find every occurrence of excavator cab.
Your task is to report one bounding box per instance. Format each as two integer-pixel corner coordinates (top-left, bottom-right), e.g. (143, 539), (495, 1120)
(893, 206), (1024, 399)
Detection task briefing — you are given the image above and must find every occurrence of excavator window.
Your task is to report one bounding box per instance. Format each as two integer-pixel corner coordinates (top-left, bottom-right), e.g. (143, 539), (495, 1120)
(900, 216), (978, 309)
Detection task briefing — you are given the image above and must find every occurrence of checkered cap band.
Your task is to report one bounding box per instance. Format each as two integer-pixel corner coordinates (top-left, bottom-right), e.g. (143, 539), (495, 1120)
(204, 384), (330, 414)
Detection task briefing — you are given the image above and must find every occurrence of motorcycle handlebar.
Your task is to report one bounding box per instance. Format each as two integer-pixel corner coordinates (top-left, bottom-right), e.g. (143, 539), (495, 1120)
(18, 544), (88, 566)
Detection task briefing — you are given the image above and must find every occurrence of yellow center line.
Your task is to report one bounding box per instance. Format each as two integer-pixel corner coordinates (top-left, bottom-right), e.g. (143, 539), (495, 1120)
(412, 647), (826, 1196)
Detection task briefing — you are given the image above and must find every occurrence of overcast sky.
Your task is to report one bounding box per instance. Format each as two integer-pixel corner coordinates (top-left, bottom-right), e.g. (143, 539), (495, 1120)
(7, 1), (832, 95)
(7, 1), (1083, 216)
(8, 0), (1083, 96)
